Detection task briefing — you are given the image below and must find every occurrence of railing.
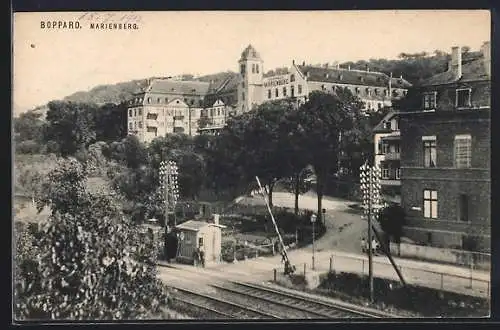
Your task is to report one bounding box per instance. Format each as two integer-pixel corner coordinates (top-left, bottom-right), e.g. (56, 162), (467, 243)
(273, 253), (490, 299)
(384, 152), (400, 161)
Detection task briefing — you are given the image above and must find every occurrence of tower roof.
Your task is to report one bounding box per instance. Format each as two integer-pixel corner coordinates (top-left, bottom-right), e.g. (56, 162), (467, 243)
(240, 44), (261, 61)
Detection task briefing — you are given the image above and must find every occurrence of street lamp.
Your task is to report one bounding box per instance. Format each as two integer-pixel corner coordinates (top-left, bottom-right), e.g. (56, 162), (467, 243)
(310, 213), (317, 270)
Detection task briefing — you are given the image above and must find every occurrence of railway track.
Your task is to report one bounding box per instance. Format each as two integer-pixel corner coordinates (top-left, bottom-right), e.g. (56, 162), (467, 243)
(217, 281), (394, 318)
(170, 286), (281, 319)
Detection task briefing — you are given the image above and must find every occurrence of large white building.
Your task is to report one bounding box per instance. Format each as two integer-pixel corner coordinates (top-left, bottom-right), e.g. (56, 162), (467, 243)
(127, 45), (411, 143)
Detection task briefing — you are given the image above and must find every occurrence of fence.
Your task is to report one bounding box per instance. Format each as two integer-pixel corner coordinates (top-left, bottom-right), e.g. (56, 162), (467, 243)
(390, 242), (491, 271)
(272, 252), (490, 299)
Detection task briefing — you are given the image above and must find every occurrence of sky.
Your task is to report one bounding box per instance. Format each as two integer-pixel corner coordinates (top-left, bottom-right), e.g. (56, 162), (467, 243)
(13, 10), (490, 114)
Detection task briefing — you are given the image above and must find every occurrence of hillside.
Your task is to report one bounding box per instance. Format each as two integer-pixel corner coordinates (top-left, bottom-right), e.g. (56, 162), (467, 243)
(20, 48), (481, 116)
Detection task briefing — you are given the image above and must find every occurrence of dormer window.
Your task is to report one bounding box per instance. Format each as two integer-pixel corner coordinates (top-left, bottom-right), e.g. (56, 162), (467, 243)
(374, 89), (379, 96)
(157, 98), (161, 103)
(290, 74), (296, 82)
(338, 74), (343, 80)
(147, 97), (151, 103)
(355, 87), (360, 94)
(321, 84), (325, 90)
(165, 98), (169, 103)
(366, 88), (371, 96)
(456, 88), (472, 108)
(423, 92), (437, 111)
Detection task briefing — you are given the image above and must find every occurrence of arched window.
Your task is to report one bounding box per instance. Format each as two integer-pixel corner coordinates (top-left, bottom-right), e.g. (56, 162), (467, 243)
(290, 74), (296, 82)
(147, 97), (151, 103)
(165, 97), (169, 103)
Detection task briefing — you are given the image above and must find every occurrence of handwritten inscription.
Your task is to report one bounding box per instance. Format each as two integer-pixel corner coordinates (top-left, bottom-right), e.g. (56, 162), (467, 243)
(77, 12), (142, 25)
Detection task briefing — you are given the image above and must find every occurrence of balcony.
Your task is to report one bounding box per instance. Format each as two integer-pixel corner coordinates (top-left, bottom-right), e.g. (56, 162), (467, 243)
(380, 179), (401, 186)
(384, 152), (401, 161)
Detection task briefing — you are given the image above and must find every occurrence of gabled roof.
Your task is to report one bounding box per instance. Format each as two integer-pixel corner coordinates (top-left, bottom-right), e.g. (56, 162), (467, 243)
(373, 111), (399, 133)
(297, 65), (411, 89)
(420, 57), (489, 86)
(146, 79), (211, 96)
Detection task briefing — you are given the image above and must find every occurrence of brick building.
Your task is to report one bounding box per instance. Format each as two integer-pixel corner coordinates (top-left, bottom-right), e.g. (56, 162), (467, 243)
(398, 42), (490, 251)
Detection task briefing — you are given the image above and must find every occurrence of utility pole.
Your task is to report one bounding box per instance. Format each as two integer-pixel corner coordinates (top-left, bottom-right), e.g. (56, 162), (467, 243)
(360, 163), (382, 303)
(311, 213), (317, 270)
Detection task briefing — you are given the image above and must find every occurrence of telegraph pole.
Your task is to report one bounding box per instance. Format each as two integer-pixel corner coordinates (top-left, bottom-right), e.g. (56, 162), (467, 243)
(360, 163), (382, 303)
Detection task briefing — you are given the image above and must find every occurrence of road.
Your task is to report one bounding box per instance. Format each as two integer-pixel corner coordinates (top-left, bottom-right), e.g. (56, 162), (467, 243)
(229, 191), (490, 298)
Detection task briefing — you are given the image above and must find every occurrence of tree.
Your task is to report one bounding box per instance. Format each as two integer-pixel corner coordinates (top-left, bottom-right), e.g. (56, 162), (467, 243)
(43, 101), (97, 157)
(94, 103), (127, 142)
(294, 90), (363, 222)
(14, 111), (45, 142)
(16, 158), (168, 320)
(377, 204), (406, 244)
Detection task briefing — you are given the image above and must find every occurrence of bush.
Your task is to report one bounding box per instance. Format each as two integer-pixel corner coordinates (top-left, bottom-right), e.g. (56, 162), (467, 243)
(16, 140), (42, 154)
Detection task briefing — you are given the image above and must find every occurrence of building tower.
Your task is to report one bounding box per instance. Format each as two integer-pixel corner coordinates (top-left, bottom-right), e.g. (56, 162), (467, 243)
(237, 45), (264, 114)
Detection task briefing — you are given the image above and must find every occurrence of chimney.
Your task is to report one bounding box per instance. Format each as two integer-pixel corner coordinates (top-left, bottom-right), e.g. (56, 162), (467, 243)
(481, 41), (491, 77)
(302, 61), (306, 66)
(292, 59), (295, 65)
(336, 63), (340, 69)
(324, 63), (329, 68)
(213, 213), (220, 225)
(366, 65), (370, 72)
(450, 46), (462, 80)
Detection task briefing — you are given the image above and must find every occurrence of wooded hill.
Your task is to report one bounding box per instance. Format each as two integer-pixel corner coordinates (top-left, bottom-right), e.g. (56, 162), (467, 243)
(19, 48), (479, 115)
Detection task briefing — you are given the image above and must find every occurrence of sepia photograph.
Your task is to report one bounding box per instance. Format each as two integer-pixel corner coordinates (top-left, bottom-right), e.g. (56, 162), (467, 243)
(12, 10), (491, 321)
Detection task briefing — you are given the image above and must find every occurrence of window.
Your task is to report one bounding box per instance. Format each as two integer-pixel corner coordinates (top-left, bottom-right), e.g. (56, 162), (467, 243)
(381, 142), (389, 154)
(147, 113), (157, 120)
(147, 97), (151, 104)
(275, 89), (279, 97)
(165, 98), (169, 103)
(298, 85), (302, 94)
(252, 64), (256, 73)
(138, 109), (142, 116)
(240, 64), (246, 75)
(268, 89), (272, 99)
(355, 88), (360, 95)
(129, 122), (133, 129)
(423, 189), (438, 219)
(394, 119), (399, 130)
(423, 92), (437, 110)
(454, 134), (471, 168)
(422, 136), (437, 168)
(283, 87), (287, 97)
(157, 98), (161, 103)
(366, 88), (371, 96)
(242, 92), (245, 101)
(395, 168), (401, 179)
(290, 74), (295, 82)
(385, 122), (391, 129)
(456, 89), (471, 108)
(382, 165), (389, 179)
(378, 103), (382, 110)
(395, 143), (400, 153)
(256, 64), (259, 74)
(291, 85), (295, 97)
(134, 109), (137, 116)
(138, 121), (143, 128)
(458, 194), (469, 222)
(374, 89), (379, 96)
(198, 237), (204, 247)
(129, 109), (132, 117)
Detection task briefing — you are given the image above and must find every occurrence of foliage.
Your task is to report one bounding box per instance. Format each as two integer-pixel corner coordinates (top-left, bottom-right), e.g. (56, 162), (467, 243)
(14, 111), (45, 142)
(94, 103), (128, 142)
(43, 101), (98, 157)
(377, 204), (406, 243)
(293, 90), (363, 219)
(15, 158), (168, 320)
